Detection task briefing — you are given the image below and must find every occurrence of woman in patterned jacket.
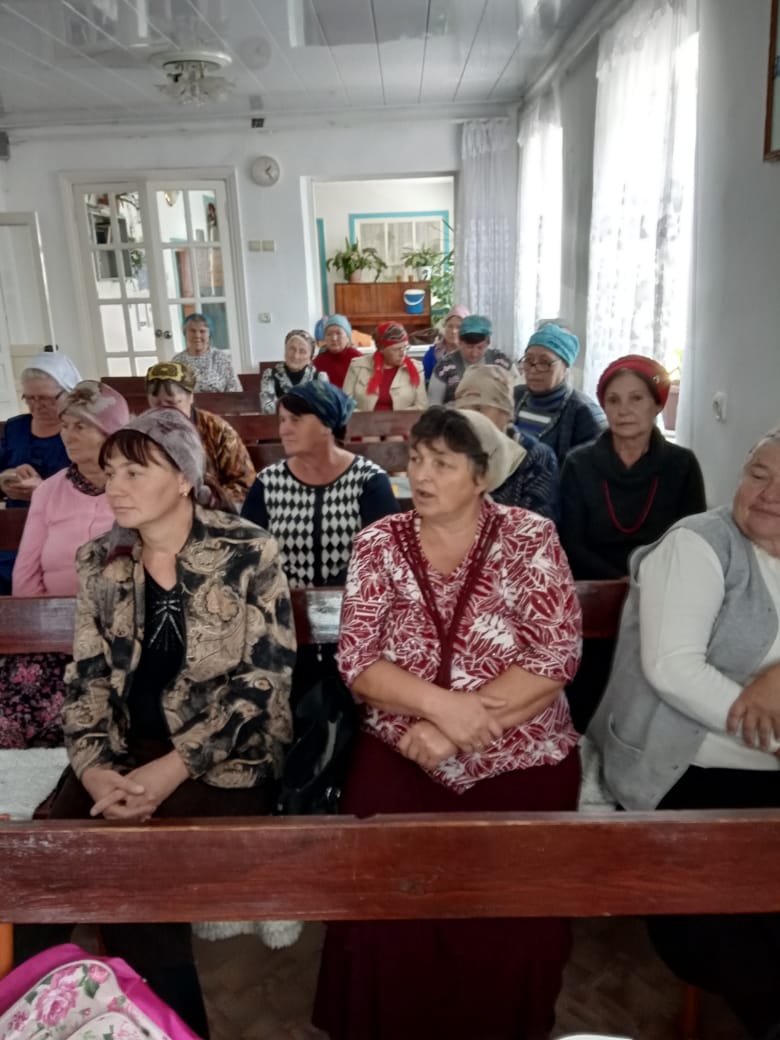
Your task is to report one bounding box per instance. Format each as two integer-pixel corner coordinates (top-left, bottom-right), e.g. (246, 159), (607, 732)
(313, 405), (582, 1040)
(146, 360), (255, 507)
(38, 407), (296, 1038)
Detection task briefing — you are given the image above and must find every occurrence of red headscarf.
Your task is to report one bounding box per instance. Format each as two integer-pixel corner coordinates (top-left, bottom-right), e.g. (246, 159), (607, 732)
(597, 354), (672, 408)
(367, 322), (420, 394)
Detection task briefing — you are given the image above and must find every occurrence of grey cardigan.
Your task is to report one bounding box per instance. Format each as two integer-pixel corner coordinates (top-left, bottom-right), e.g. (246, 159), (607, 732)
(588, 506), (778, 809)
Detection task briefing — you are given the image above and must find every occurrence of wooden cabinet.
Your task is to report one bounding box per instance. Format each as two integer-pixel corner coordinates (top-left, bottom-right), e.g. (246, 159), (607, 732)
(334, 281), (431, 334)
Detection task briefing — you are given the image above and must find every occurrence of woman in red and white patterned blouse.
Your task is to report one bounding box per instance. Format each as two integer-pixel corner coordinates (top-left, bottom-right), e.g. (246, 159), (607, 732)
(313, 406), (583, 1040)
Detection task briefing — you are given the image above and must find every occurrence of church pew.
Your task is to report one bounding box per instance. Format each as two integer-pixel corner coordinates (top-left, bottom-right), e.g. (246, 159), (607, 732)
(247, 439), (409, 474)
(229, 409), (423, 443)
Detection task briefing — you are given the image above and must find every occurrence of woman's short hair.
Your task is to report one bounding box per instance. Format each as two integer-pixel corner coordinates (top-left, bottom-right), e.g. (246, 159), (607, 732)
(410, 406), (489, 480)
(182, 312), (213, 335)
(746, 425), (780, 463)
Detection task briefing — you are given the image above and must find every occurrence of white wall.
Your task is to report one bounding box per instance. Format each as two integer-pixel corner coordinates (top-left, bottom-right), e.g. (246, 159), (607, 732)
(314, 176), (455, 313)
(1, 122), (459, 377)
(685, 0), (780, 504)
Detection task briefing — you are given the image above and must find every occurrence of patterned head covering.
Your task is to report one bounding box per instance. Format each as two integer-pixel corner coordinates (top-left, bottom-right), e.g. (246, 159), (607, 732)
(284, 381), (355, 431)
(444, 304), (470, 322)
(58, 380), (130, 435)
(146, 360), (198, 393)
(369, 321), (419, 394)
(284, 329), (316, 355)
(597, 354), (671, 408)
(454, 365), (514, 416)
(123, 407), (208, 505)
(527, 323), (580, 367)
(22, 351), (82, 392)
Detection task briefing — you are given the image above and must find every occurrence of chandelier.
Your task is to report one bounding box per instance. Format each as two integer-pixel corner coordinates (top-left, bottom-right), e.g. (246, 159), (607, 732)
(152, 49), (234, 106)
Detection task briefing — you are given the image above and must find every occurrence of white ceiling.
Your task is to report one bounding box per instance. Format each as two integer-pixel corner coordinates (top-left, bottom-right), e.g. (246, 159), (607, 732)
(0, 0), (596, 131)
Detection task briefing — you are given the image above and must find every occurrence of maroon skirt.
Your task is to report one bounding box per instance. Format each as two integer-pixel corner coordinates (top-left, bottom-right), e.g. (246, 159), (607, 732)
(312, 732), (580, 1040)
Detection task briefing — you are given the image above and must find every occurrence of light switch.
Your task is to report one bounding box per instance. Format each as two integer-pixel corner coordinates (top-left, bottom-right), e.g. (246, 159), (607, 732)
(261, 239), (276, 252)
(258, 312), (272, 323)
(248, 240), (262, 252)
(712, 391), (727, 422)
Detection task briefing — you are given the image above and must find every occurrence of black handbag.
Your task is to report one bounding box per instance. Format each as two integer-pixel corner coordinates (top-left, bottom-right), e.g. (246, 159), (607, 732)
(275, 666), (358, 815)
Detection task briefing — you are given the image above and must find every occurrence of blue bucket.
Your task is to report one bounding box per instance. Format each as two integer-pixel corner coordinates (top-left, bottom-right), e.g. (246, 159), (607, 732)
(403, 289), (425, 315)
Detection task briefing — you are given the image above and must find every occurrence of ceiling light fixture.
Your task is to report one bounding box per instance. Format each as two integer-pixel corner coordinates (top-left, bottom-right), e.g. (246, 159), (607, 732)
(151, 49), (234, 106)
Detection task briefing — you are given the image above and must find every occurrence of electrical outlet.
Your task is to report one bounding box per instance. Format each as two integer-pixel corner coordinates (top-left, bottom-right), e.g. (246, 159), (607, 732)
(258, 312), (272, 323)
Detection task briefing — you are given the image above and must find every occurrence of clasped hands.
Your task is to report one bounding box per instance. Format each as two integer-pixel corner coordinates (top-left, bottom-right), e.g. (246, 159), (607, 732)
(0, 463), (42, 501)
(727, 662), (780, 753)
(81, 751), (189, 821)
(398, 688), (505, 771)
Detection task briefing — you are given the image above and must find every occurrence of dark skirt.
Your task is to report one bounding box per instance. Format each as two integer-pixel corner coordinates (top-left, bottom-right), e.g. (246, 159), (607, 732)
(647, 765), (780, 1039)
(312, 732), (581, 1040)
(19, 738), (274, 1040)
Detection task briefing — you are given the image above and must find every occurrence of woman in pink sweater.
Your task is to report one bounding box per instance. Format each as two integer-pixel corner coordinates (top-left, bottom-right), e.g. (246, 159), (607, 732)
(2, 382), (129, 749)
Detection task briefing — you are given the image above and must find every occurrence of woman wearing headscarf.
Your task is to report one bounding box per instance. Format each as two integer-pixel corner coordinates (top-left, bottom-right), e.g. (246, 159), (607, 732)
(454, 365), (560, 523)
(313, 405), (581, 1040)
(1, 382), (129, 750)
(146, 361), (255, 507)
(343, 322), (427, 412)
(312, 315), (362, 389)
(560, 354), (705, 732)
(242, 381), (398, 590)
(25, 407), (295, 1037)
(170, 312), (242, 393)
(421, 304), (470, 383)
(514, 323), (605, 465)
(260, 329), (320, 414)
(428, 315), (514, 405)
(0, 350), (82, 593)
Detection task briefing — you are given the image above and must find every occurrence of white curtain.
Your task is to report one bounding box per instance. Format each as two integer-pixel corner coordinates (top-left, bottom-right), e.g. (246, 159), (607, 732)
(584, 0), (699, 399)
(515, 89), (563, 350)
(455, 119), (517, 353)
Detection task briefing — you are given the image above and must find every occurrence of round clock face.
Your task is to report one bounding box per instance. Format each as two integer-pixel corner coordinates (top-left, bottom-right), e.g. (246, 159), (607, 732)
(251, 156), (281, 187)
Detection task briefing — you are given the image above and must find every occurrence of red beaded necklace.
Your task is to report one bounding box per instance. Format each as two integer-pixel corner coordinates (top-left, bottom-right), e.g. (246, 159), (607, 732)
(602, 476), (659, 534)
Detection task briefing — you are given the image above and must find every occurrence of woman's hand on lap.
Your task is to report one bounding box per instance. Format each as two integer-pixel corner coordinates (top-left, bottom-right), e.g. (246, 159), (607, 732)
(727, 664), (780, 751)
(398, 721), (457, 769)
(82, 767), (148, 819)
(429, 690), (505, 754)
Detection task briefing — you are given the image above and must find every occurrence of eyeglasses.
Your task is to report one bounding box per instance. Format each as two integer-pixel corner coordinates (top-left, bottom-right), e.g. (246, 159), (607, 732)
(22, 392), (64, 405)
(521, 355), (560, 372)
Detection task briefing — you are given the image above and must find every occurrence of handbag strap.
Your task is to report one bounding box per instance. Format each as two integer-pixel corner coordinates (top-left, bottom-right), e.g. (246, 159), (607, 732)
(391, 508), (500, 688)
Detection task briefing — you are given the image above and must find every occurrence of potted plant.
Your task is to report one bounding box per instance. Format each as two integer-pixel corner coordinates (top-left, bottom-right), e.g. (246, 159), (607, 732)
(326, 238), (388, 283)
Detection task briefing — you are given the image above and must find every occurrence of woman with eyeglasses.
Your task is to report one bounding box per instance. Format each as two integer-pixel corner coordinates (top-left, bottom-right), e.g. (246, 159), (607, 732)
(0, 351), (82, 593)
(513, 323), (605, 466)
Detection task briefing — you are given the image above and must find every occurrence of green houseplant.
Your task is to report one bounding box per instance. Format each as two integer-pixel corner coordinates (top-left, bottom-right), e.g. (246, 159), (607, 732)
(401, 244), (454, 316)
(326, 238), (388, 283)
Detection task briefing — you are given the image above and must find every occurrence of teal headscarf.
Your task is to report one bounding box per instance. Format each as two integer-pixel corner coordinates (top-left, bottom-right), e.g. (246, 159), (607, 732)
(285, 381), (355, 431)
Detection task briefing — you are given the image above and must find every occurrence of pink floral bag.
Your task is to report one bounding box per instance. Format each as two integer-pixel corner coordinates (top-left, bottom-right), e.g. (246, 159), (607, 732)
(0, 943), (202, 1039)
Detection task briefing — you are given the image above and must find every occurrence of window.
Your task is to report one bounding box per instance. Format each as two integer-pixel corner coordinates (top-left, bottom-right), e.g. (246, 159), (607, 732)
(351, 212), (449, 279)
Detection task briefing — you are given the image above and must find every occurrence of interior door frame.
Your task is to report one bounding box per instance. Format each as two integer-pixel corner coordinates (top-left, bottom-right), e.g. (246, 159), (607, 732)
(59, 167), (251, 376)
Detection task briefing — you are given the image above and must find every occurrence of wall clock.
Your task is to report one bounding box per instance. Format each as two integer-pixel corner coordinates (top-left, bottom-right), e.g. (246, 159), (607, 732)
(251, 156), (281, 187)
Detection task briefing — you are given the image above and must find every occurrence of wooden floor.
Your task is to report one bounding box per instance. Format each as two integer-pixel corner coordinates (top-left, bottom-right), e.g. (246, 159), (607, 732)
(193, 916), (748, 1039)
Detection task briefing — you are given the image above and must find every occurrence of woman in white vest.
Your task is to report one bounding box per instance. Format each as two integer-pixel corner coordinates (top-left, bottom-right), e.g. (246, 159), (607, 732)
(589, 425), (780, 1040)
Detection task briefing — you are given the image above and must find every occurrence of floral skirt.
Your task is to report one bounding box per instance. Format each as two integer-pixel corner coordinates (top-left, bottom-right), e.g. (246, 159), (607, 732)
(0, 653), (68, 749)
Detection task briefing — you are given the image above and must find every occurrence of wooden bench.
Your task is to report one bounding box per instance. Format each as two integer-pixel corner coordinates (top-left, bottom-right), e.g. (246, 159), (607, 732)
(102, 375), (259, 397)
(229, 409), (423, 443)
(247, 439), (409, 474)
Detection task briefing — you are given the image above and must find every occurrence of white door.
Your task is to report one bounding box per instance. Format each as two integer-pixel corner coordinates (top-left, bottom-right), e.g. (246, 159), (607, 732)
(73, 179), (244, 377)
(0, 212), (55, 418)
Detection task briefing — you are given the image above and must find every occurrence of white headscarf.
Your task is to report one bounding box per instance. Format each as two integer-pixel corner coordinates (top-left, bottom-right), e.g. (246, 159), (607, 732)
(23, 352), (82, 392)
(456, 408), (527, 492)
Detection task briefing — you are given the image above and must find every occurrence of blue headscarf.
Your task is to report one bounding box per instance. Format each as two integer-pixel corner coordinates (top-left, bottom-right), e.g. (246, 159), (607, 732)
(527, 323), (580, 367)
(286, 380), (355, 431)
(323, 314), (352, 339)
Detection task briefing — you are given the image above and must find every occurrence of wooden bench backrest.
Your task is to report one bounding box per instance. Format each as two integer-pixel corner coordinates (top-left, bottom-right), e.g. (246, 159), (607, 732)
(230, 409), (422, 443)
(0, 508), (28, 552)
(0, 581), (627, 656)
(247, 439), (409, 474)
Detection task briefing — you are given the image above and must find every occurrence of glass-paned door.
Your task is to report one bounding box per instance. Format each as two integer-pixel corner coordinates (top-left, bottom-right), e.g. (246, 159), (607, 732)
(152, 184), (239, 362)
(75, 179), (243, 378)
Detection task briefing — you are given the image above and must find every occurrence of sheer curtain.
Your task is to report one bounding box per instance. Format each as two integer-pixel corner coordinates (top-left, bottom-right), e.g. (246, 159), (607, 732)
(455, 119), (517, 353)
(584, 0), (699, 399)
(515, 89), (563, 350)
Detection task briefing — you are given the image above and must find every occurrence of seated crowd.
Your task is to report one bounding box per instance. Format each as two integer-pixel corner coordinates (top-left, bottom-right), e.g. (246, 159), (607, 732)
(1, 308), (778, 1040)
